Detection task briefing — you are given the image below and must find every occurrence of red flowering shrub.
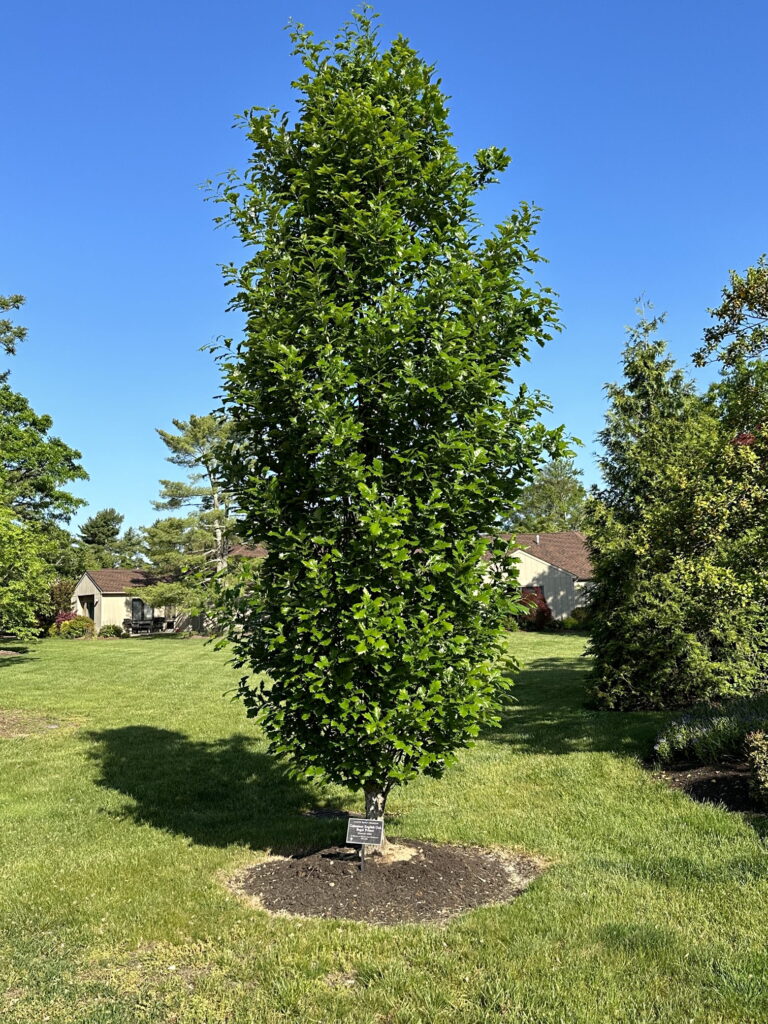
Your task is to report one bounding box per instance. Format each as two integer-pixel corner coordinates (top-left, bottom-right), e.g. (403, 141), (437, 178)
(47, 610), (76, 637)
(518, 587), (554, 631)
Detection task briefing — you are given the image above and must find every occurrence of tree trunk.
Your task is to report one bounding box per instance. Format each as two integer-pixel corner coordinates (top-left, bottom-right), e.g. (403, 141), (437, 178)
(210, 485), (227, 574)
(363, 785), (388, 854)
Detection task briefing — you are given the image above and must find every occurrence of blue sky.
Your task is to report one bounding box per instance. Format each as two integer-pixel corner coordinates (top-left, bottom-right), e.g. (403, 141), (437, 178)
(2, 0), (767, 530)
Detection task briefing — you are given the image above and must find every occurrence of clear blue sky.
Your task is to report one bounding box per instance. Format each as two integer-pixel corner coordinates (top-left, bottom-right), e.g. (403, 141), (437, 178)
(2, 0), (766, 530)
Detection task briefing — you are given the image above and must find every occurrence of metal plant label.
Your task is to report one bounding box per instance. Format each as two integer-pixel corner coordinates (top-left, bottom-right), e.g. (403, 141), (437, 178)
(346, 817), (384, 848)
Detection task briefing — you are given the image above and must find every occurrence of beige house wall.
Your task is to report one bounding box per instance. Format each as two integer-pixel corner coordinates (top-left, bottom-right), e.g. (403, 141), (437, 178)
(99, 595), (135, 628)
(71, 573), (104, 631)
(512, 549), (581, 620)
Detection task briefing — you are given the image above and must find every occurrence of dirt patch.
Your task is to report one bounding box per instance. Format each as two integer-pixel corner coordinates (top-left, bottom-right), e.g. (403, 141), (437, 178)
(0, 650), (23, 657)
(231, 839), (542, 925)
(655, 762), (766, 814)
(0, 710), (65, 739)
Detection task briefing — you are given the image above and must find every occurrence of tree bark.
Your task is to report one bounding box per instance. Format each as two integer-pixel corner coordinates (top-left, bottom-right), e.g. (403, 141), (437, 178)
(209, 480), (227, 574)
(363, 785), (389, 854)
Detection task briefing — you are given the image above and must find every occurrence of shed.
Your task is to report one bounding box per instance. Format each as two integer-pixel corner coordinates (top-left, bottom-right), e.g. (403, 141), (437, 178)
(70, 569), (177, 633)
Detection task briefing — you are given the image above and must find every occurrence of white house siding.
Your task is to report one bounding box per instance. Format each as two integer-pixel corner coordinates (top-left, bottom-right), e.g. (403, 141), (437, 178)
(512, 549), (579, 620)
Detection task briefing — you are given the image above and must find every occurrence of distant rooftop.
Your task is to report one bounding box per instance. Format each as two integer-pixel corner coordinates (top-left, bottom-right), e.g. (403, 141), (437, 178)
(85, 569), (161, 593)
(501, 532), (592, 581)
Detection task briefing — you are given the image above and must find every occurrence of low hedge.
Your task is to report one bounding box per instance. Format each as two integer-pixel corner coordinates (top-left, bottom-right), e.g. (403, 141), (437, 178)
(98, 624), (124, 639)
(746, 731), (768, 809)
(59, 616), (95, 639)
(654, 694), (768, 765)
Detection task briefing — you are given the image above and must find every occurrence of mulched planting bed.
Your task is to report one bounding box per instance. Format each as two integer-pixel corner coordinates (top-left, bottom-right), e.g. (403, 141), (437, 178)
(233, 839), (542, 925)
(655, 763), (765, 814)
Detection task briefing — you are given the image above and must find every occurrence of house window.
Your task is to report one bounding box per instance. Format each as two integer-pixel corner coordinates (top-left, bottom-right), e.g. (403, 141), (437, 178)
(131, 598), (153, 621)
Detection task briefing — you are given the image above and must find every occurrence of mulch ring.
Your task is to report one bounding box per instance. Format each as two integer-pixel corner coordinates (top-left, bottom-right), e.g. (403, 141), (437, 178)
(655, 762), (765, 814)
(0, 710), (67, 740)
(230, 839), (543, 925)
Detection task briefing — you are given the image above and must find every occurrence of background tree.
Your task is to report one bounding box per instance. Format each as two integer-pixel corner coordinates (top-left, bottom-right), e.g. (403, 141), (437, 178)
(0, 379), (87, 527)
(78, 507), (123, 567)
(116, 527), (144, 566)
(0, 507), (54, 639)
(75, 508), (145, 569)
(155, 415), (234, 573)
(0, 294), (87, 633)
(586, 308), (768, 709)
(506, 457), (586, 532)
(694, 256), (768, 366)
(0, 294), (27, 357)
(212, 13), (565, 826)
(135, 516), (208, 617)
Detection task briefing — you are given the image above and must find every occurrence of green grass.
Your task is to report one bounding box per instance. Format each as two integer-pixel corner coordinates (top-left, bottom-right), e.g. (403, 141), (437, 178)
(1, 633), (767, 1023)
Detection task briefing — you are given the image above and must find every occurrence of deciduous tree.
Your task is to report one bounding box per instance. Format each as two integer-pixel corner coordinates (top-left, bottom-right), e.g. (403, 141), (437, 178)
(0, 294), (87, 635)
(0, 295), (86, 526)
(212, 13), (565, 824)
(694, 256), (768, 366)
(0, 507), (54, 639)
(0, 294), (27, 357)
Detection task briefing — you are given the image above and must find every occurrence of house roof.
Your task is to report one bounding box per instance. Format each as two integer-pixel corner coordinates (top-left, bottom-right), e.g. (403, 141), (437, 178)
(229, 543), (268, 559)
(224, 534), (593, 580)
(501, 531), (592, 580)
(81, 548), (266, 593)
(82, 534), (588, 589)
(84, 569), (160, 593)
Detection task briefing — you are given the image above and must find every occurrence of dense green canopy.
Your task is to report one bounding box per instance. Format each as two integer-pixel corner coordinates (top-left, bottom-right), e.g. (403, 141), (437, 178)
(211, 14), (565, 814)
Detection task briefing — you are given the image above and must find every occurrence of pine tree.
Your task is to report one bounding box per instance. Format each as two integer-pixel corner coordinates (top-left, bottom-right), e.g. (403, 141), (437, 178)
(154, 415), (233, 573)
(508, 458), (586, 532)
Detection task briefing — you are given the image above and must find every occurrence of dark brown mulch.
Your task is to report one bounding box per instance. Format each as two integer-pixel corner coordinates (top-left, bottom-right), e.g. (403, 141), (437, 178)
(233, 839), (542, 925)
(655, 762), (765, 814)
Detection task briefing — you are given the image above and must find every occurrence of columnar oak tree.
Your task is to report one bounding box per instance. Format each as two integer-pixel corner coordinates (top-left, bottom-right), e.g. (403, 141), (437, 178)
(212, 13), (565, 821)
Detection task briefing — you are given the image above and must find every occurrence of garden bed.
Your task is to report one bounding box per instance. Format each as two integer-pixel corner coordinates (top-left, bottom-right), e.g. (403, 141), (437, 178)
(231, 839), (542, 925)
(654, 762), (762, 813)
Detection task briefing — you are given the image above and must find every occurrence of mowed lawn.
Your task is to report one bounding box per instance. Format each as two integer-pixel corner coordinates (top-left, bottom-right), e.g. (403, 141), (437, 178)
(1, 634), (767, 1024)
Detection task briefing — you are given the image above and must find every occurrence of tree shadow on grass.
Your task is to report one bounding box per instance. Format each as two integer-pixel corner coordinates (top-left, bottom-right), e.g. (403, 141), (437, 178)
(86, 726), (350, 854)
(0, 644), (33, 669)
(490, 653), (668, 759)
